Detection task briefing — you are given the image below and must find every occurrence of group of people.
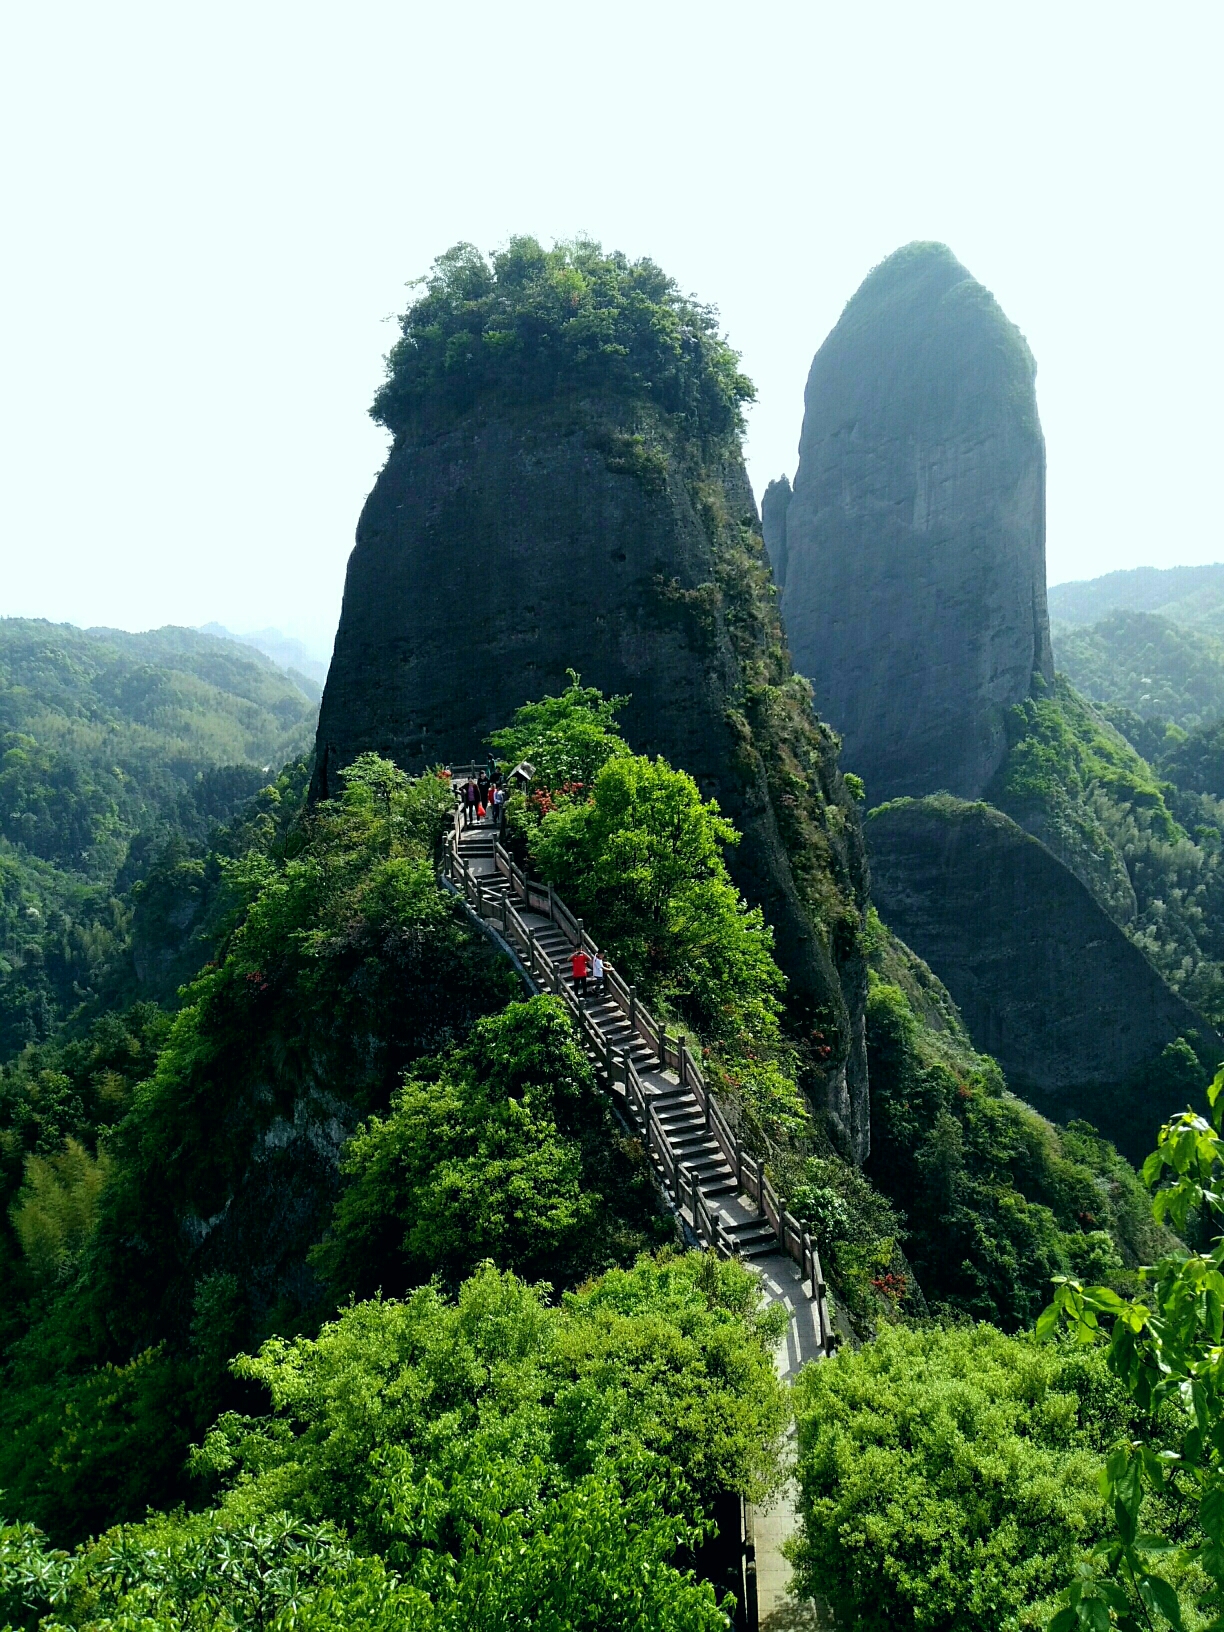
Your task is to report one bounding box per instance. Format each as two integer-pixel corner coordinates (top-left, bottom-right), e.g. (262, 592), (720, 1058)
(453, 762), (605, 1003)
(458, 767), (507, 829)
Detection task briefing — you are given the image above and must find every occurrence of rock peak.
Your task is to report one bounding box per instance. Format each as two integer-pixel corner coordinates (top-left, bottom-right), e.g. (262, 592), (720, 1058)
(778, 244), (1053, 803)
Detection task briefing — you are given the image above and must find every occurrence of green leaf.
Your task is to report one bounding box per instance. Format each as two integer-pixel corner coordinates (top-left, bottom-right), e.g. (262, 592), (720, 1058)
(1079, 1593), (1111, 1632)
(1036, 1303), (1061, 1342)
(1146, 1574), (1185, 1629)
(1050, 1609), (1078, 1632)
(1203, 1486), (1224, 1546)
(1195, 1381), (1211, 1434)
(1134, 1535), (1178, 1556)
(1144, 1150), (1165, 1186)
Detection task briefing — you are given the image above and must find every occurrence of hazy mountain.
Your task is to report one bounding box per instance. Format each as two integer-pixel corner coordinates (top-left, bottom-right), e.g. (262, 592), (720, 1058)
(1049, 563), (1224, 633)
(199, 622), (330, 694)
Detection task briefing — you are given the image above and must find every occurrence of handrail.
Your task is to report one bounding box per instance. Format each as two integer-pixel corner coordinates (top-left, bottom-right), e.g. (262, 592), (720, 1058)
(445, 801), (831, 1344)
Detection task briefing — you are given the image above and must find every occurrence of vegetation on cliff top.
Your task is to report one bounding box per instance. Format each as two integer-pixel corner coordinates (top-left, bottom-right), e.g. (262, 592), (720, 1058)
(371, 236), (754, 443)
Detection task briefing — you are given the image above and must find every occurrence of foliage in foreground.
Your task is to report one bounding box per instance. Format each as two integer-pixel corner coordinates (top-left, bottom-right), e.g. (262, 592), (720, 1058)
(0, 756), (517, 1540)
(790, 1323), (1141, 1632)
(1041, 1067), (1224, 1632)
(311, 993), (670, 1299)
(1, 1256), (786, 1632)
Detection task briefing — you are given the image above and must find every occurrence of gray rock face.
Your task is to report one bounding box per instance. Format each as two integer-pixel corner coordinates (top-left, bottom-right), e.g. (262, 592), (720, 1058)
(866, 796), (1213, 1159)
(761, 476), (792, 589)
(780, 242), (1054, 804)
(314, 398), (873, 1159)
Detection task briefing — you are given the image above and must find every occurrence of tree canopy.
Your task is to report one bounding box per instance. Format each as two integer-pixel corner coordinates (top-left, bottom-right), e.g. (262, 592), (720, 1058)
(370, 237), (755, 441)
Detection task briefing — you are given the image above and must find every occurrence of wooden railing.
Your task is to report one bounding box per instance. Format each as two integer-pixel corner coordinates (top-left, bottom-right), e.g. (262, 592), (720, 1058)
(444, 797), (833, 1347)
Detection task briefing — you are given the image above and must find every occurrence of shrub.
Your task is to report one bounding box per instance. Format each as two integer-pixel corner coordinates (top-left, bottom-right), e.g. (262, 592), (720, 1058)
(311, 995), (667, 1297)
(790, 1324), (1131, 1632)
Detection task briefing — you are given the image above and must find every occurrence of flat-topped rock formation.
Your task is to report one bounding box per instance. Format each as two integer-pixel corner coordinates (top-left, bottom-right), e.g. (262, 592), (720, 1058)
(777, 241), (1054, 804)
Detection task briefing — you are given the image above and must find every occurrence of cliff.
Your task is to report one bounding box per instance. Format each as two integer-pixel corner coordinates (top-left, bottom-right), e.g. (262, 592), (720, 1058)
(865, 795), (1212, 1159)
(778, 241), (1054, 804)
(314, 240), (872, 1158)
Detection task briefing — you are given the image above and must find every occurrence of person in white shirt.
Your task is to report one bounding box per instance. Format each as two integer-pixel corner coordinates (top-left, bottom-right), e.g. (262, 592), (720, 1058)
(591, 950), (605, 998)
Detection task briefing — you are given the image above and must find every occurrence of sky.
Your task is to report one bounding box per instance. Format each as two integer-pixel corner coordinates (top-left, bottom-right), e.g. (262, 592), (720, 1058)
(1, 2), (1220, 661)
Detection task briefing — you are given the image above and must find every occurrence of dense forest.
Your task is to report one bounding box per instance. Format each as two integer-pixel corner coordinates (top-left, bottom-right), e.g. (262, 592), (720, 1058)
(5, 247), (1224, 1632)
(0, 652), (1196, 1630)
(0, 620), (318, 1055)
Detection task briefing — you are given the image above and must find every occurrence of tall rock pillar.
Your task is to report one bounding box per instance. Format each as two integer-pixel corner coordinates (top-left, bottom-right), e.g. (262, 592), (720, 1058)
(779, 241), (1054, 803)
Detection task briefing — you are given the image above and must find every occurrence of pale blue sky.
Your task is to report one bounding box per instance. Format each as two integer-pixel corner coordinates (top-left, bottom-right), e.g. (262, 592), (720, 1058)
(1, 1), (1219, 658)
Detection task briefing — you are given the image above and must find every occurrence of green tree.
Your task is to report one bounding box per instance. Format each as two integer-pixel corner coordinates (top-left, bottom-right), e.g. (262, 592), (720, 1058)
(531, 751), (804, 1141)
(1040, 1067), (1224, 1632)
(488, 670), (630, 792)
(311, 994), (666, 1297)
(790, 1322), (1136, 1632)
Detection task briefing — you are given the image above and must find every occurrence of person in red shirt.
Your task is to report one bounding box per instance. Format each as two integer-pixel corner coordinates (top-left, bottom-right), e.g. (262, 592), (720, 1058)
(571, 946), (590, 999)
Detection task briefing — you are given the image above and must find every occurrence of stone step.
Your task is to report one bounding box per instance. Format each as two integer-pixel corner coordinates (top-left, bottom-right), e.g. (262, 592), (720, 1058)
(672, 1142), (724, 1167)
(699, 1176), (740, 1199)
(654, 1102), (703, 1124)
(678, 1154), (734, 1179)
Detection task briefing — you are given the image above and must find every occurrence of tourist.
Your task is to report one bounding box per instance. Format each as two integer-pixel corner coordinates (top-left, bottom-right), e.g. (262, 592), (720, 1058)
(571, 944), (590, 999)
(463, 777), (478, 827)
(591, 948), (605, 998)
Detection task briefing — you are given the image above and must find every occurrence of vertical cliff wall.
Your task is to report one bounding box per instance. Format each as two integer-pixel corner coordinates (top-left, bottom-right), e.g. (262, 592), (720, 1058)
(313, 241), (873, 1157)
(779, 241), (1054, 804)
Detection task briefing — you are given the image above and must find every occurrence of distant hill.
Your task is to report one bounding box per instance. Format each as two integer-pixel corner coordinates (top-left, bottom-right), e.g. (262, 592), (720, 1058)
(0, 619), (318, 1053)
(1054, 610), (1224, 733)
(1049, 563), (1224, 633)
(199, 622), (329, 692)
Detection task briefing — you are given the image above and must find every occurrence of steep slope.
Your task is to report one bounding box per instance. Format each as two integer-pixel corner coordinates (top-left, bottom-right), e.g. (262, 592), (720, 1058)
(775, 241), (1053, 804)
(314, 239), (872, 1157)
(865, 795), (1211, 1158)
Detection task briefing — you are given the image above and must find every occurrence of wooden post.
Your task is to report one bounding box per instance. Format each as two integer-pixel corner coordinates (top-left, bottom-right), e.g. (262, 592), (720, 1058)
(547, 881), (554, 921)
(501, 893), (508, 933)
(679, 1036), (687, 1086)
(629, 986), (637, 1035)
(776, 1195), (787, 1251)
